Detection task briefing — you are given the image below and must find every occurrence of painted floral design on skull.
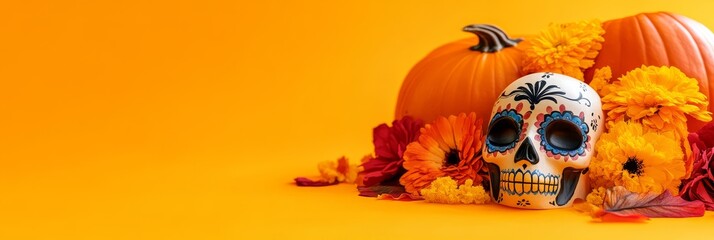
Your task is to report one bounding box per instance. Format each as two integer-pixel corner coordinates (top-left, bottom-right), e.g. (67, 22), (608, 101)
(483, 72), (603, 209)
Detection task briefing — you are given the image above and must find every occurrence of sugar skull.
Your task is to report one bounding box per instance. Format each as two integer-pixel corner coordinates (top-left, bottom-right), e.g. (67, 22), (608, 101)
(483, 72), (603, 209)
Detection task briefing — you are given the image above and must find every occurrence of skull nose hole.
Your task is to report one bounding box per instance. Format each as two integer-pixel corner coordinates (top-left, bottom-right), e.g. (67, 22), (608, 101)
(515, 138), (539, 165)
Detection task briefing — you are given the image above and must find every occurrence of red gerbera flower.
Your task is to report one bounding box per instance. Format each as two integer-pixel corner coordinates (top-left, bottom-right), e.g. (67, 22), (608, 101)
(682, 121), (714, 210)
(359, 116), (423, 188)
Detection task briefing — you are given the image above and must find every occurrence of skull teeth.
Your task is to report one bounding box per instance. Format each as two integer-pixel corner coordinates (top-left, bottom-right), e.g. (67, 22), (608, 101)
(499, 169), (559, 196)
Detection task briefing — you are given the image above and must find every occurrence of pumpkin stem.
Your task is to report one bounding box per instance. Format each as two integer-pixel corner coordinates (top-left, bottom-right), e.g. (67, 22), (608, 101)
(463, 24), (522, 53)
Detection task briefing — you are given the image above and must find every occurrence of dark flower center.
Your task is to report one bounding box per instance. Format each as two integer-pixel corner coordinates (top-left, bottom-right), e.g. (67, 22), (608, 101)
(445, 149), (460, 166)
(623, 157), (644, 176)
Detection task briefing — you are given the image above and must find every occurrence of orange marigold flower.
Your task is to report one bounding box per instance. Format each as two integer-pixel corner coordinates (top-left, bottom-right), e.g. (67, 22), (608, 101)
(588, 66), (613, 96)
(399, 112), (486, 195)
(601, 65), (711, 136)
(522, 19), (605, 81)
(319, 156), (360, 184)
(586, 187), (607, 207)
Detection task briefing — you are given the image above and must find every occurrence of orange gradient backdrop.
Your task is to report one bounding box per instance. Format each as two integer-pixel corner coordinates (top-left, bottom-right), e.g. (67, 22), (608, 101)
(2, 0), (714, 239)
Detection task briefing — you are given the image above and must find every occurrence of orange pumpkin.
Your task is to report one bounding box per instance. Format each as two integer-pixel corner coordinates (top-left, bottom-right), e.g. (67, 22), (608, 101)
(583, 12), (714, 132)
(395, 24), (526, 128)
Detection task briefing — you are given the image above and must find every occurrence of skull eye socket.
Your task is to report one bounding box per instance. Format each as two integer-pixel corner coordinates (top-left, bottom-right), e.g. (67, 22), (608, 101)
(488, 117), (520, 146)
(545, 120), (583, 151)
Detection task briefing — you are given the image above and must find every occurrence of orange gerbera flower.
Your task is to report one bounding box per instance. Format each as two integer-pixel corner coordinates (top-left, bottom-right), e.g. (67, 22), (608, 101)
(399, 112), (486, 195)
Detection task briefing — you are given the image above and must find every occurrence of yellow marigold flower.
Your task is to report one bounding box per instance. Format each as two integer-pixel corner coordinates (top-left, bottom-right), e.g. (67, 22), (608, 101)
(523, 20), (605, 81)
(318, 156), (360, 184)
(602, 66), (712, 136)
(586, 187), (607, 207)
(589, 121), (685, 194)
(588, 66), (613, 96)
(420, 177), (489, 204)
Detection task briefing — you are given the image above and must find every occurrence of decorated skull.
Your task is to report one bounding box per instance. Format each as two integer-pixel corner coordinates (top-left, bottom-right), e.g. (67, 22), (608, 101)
(483, 72), (603, 209)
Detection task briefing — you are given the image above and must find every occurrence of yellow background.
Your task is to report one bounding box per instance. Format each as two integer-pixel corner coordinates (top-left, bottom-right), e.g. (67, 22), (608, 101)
(2, 0), (714, 239)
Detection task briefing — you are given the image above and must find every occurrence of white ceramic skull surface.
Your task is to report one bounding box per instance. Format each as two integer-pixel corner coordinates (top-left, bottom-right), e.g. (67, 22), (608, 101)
(483, 72), (603, 209)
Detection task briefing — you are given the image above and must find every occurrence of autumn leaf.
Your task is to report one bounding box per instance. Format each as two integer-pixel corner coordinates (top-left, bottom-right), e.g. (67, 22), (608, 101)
(294, 177), (338, 187)
(376, 193), (423, 201)
(602, 186), (705, 218)
(357, 185), (406, 197)
(593, 210), (650, 223)
(295, 156), (361, 187)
